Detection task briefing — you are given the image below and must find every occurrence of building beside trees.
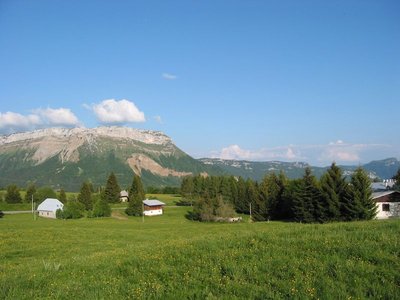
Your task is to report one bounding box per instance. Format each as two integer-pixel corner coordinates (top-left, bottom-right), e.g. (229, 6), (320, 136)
(37, 198), (64, 219)
(181, 164), (380, 223)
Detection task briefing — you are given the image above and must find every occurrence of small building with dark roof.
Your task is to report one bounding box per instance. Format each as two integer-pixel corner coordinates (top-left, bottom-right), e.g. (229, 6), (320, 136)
(373, 191), (400, 219)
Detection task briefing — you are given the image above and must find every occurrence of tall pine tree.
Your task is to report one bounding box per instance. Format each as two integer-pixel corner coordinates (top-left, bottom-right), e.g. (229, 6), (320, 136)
(78, 181), (93, 210)
(103, 172), (121, 203)
(246, 179), (258, 219)
(125, 175), (145, 216)
(236, 177), (247, 213)
(351, 167), (376, 220)
(58, 188), (67, 204)
(320, 163), (346, 221)
(292, 168), (323, 223)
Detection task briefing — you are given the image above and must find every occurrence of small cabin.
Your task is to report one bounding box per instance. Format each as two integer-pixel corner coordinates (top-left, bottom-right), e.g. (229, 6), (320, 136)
(120, 190), (129, 202)
(143, 199), (166, 216)
(373, 191), (400, 219)
(37, 198), (64, 219)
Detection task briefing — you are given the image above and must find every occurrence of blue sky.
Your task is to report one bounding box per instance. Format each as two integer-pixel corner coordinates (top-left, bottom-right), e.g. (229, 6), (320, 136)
(0, 0), (399, 166)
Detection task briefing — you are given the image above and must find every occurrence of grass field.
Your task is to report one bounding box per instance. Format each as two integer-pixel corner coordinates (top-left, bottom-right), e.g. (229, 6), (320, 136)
(1, 207), (399, 299)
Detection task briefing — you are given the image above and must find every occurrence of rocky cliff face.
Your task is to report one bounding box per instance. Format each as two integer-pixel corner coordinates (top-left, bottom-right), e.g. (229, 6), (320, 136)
(0, 127), (210, 190)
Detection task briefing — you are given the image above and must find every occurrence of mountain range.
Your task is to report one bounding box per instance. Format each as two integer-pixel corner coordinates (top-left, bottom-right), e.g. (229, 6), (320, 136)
(0, 127), (398, 191)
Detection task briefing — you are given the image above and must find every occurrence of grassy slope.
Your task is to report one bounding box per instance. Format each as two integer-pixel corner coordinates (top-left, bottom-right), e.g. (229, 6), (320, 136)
(1, 209), (399, 299)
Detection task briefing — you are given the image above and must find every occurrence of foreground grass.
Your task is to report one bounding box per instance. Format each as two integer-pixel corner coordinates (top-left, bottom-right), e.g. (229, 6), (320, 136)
(1, 208), (399, 299)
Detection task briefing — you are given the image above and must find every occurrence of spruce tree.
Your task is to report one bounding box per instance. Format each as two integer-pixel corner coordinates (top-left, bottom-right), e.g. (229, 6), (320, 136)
(24, 183), (36, 203)
(258, 173), (287, 221)
(78, 181), (93, 210)
(320, 163), (346, 221)
(58, 188), (67, 204)
(254, 182), (268, 221)
(229, 176), (239, 208)
(104, 172), (121, 203)
(304, 168), (323, 223)
(236, 177), (247, 213)
(181, 176), (194, 199)
(273, 172), (289, 220)
(351, 167), (376, 220)
(291, 179), (311, 222)
(246, 179), (258, 218)
(125, 175), (145, 216)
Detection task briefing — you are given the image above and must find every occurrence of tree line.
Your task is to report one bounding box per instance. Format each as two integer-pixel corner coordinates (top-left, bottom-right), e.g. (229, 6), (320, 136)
(181, 163), (379, 223)
(0, 172), (146, 219)
(58, 172), (145, 218)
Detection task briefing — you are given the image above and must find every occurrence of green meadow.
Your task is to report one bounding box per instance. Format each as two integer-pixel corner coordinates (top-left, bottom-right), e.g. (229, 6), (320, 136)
(1, 207), (399, 299)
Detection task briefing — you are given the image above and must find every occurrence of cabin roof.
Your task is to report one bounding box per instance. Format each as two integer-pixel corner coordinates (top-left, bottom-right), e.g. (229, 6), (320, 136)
(372, 190), (400, 201)
(37, 198), (64, 212)
(143, 199), (166, 206)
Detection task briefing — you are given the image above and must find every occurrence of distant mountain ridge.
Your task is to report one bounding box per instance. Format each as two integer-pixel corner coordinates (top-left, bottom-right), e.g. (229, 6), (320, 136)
(199, 157), (400, 181)
(0, 127), (398, 191)
(0, 127), (216, 190)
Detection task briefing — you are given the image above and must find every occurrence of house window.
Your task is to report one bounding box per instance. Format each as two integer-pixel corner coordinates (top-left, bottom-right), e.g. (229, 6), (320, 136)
(382, 204), (390, 212)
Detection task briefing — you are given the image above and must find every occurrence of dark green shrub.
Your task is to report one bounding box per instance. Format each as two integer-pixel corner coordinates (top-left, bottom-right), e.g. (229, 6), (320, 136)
(58, 201), (85, 219)
(92, 195), (111, 217)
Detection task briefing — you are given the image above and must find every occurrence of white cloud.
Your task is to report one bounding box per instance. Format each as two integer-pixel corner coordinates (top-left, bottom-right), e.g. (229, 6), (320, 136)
(162, 73), (177, 80)
(0, 112), (41, 133)
(213, 144), (302, 161)
(92, 99), (145, 124)
(211, 141), (389, 166)
(0, 108), (80, 134)
(34, 108), (80, 126)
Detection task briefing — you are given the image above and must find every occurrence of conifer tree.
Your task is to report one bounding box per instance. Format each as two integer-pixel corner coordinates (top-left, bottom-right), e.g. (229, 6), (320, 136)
(236, 177), (247, 213)
(258, 172), (287, 220)
(246, 179), (258, 218)
(125, 175), (145, 216)
(24, 183), (36, 203)
(229, 176), (239, 207)
(291, 179), (311, 222)
(219, 177), (232, 202)
(58, 188), (67, 204)
(303, 168), (326, 223)
(103, 172), (121, 203)
(320, 163), (346, 221)
(351, 167), (376, 220)
(193, 175), (204, 197)
(256, 175), (272, 221)
(78, 181), (93, 210)
(181, 176), (194, 199)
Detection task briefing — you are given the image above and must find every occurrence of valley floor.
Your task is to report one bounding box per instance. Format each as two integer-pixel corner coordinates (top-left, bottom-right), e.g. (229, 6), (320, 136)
(1, 207), (399, 299)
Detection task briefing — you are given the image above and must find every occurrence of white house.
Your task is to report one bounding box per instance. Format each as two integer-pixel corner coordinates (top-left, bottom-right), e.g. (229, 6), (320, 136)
(37, 198), (64, 219)
(373, 191), (400, 219)
(143, 199), (166, 216)
(120, 190), (129, 202)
